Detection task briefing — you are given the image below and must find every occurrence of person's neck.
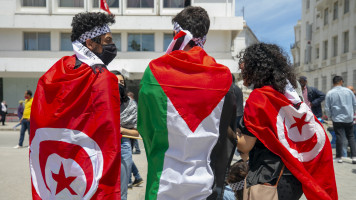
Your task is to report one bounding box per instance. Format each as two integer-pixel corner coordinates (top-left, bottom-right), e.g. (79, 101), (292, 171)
(183, 45), (193, 52)
(334, 84), (342, 87)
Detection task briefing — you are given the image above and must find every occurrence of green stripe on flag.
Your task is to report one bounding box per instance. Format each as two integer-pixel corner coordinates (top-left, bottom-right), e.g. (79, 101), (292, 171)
(138, 66), (169, 200)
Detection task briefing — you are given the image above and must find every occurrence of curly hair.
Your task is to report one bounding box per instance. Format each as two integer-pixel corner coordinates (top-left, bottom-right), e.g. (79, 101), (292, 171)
(172, 6), (210, 47)
(71, 12), (115, 43)
(240, 43), (297, 93)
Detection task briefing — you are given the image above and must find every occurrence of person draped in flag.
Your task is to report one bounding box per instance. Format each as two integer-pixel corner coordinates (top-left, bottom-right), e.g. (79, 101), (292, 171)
(29, 12), (121, 199)
(138, 6), (237, 200)
(236, 43), (337, 200)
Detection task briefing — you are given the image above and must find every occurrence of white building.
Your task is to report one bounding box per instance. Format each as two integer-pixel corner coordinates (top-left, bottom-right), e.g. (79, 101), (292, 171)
(0, 0), (256, 110)
(291, 0), (356, 94)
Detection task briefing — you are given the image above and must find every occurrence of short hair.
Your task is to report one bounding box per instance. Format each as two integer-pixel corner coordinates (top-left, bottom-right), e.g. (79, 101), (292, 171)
(298, 76), (307, 82)
(240, 43), (297, 93)
(333, 76), (343, 84)
(110, 70), (126, 87)
(110, 70), (122, 76)
(172, 6), (210, 46)
(71, 12), (115, 43)
(26, 90), (32, 97)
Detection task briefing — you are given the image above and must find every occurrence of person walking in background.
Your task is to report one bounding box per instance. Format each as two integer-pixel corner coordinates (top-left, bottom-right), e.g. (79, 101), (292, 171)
(17, 100), (24, 120)
(14, 90), (32, 148)
(325, 76), (356, 164)
(1, 100), (7, 125)
(298, 76), (325, 118)
(12, 100), (24, 130)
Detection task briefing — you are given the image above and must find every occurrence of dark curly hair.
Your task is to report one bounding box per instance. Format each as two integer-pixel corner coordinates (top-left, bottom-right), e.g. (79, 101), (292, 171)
(240, 43), (297, 93)
(172, 6), (210, 47)
(227, 159), (248, 200)
(71, 12), (115, 43)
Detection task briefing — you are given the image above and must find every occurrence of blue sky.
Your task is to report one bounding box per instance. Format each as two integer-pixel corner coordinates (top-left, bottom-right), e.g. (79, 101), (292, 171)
(235, 0), (301, 60)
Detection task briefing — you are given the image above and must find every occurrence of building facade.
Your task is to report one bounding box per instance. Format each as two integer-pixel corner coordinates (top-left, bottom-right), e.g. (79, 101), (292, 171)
(0, 0), (257, 110)
(291, 0), (356, 94)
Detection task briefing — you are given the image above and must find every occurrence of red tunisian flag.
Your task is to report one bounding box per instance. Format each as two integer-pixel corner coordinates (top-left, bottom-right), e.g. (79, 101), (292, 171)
(29, 55), (121, 199)
(244, 86), (337, 200)
(100, 0), (111, 14)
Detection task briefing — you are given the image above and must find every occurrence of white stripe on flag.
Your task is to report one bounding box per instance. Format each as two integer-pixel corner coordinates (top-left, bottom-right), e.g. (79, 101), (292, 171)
(157, 97), (225, 200)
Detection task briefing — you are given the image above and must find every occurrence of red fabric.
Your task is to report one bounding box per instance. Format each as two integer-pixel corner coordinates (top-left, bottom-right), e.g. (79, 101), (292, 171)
(30, 55), (121, 199)
(149, 47), (232, 132)
(244, 86), (337, 200)
(100, 0), (111, 14)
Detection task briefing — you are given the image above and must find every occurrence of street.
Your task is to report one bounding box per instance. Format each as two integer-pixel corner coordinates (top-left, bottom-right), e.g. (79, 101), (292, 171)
(0, 125), (356, 200)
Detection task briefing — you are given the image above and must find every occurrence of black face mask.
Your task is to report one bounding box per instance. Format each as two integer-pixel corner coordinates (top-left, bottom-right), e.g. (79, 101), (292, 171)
(95, 43), (117, 66)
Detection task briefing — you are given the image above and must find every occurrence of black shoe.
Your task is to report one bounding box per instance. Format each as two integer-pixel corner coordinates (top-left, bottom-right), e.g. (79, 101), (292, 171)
(133, 151), (141, 154)
(128, 183), (133, 189)
(132, 178), (143, 186)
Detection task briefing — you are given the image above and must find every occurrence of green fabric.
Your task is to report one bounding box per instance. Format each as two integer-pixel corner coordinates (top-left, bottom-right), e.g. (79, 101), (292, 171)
(137, 66), (169, 200)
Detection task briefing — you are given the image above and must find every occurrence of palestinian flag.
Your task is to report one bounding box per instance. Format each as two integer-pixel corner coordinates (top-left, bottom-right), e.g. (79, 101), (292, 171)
(244, 86), (338, 200)
(138, 47), (237, 200)
(29, 56), (121, 199)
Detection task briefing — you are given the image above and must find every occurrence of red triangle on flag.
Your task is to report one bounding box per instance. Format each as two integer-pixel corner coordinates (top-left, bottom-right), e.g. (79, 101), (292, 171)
(150, 47), (232, 132)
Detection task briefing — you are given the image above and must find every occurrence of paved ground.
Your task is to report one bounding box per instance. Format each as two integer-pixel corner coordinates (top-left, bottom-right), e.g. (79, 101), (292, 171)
(0, 122), (355, 200)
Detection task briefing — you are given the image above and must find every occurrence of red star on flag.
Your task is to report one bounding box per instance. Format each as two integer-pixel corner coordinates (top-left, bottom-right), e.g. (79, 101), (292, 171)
(290, 113), (309, 135)
(52, 163), (78, 195)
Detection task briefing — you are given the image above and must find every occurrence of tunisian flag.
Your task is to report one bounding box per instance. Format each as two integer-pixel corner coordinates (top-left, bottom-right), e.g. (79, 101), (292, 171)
(244, 86), (337, 200)
(29, 55), (121, 199)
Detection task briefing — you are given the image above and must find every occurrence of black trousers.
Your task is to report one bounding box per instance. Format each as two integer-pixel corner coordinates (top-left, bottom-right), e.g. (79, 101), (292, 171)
(333, 121), (356, 158)
(0, 111), (6, 125)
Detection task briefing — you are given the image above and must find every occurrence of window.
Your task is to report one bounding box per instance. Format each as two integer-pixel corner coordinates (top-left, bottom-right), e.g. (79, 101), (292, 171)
(59, 0), (84, 7)
(93, 0), (119, 8)
(332, 36), (338, 57)
(127, 33), (154, 51)
(60, 33), (72, 51)
(163, 33), (172, 51)
(316, 47), (320, 59)
(344, 0), (349, 14)
(333, 2), (338, 20)
(323, 40), (328, 60)
(112, 33), (122, 51)
(341, 72), (347, 85)
(324, 8), (328, 26)
(322, 76), (327, 93)
(306, 0), (310, 9)
(22, 0), (46, 6)
(164, 0), (190, 8)
(127, 0), (154, 8)
(343, 31), (349, 53)
(24, 32), (50, 51)
(314, 78), (319, 89)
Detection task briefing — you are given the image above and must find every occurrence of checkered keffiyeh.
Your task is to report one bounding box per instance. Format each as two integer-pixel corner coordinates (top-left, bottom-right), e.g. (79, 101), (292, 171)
(173, 22), (206, 48)
(229, 180), (244, 191)
(77, 24), (111, 43)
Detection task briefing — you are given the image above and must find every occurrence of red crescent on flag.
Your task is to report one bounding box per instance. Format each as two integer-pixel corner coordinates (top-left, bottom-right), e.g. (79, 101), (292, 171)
(39, 141), (93, 196)
(277, 103), (326, 162)
(30, 128), (104, 199)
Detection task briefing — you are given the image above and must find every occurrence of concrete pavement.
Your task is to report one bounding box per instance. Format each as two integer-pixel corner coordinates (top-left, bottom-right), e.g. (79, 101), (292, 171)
(0, 126), (356, 199)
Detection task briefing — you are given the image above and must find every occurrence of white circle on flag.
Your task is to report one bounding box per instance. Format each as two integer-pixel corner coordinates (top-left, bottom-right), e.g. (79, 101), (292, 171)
(29, 128), (103, 199)
(276, 103), (326, 162)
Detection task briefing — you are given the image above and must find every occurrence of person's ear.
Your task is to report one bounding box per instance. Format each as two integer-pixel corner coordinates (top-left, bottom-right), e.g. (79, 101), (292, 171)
(86, 39), (96, 51)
